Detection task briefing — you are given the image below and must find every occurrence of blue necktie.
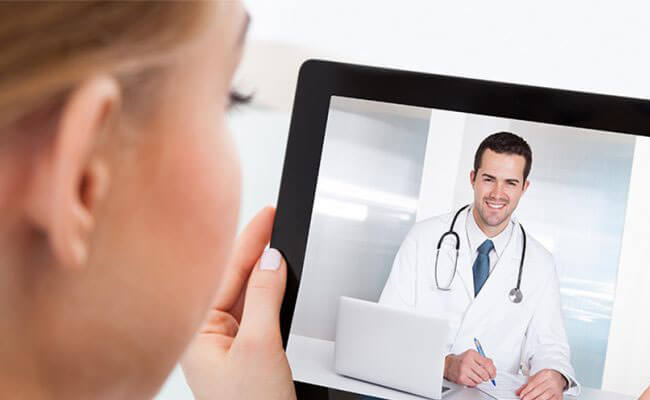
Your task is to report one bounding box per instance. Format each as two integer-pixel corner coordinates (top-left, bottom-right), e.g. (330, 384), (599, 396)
(473, 239), (494, 297)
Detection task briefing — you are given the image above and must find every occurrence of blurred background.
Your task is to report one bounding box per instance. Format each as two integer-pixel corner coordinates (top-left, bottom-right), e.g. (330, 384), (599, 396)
(157, 1), (650, 398)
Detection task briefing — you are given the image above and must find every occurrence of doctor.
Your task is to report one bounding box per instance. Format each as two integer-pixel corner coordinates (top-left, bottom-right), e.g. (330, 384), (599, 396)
(380, 132), (579, 399)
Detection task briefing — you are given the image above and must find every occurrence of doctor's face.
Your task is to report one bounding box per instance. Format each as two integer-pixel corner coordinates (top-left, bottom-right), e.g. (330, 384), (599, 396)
(470, 149), (529, 234)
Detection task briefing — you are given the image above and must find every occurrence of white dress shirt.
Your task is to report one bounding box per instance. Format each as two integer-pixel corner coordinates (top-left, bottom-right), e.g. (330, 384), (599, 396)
(465, 207), (515, 274)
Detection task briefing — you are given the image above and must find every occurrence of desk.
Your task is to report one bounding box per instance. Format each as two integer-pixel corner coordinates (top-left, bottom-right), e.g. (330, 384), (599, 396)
(287, 334), (633, 400)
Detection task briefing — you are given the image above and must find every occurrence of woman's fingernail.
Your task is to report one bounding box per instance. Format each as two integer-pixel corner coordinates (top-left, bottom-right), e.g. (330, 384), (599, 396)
(260, 248), (281, 270)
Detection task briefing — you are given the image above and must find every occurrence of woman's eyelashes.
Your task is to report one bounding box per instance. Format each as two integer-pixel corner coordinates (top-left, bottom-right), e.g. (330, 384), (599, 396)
(228, 89), (253, 110)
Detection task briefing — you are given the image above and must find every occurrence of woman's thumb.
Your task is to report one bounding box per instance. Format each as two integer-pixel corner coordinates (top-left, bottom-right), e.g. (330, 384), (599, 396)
(238, 248), (287, 340)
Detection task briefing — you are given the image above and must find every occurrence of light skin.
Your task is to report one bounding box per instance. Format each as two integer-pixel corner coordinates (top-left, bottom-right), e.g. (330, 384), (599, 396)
(640, 385), (650, 400)
(0, 2), (294, 399)
(470, 148), (530, 238)
(443, 148), (567, 398)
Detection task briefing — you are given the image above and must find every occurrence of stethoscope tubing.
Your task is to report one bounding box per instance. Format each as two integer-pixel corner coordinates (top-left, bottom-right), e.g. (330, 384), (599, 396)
(435, 204), (526, 303)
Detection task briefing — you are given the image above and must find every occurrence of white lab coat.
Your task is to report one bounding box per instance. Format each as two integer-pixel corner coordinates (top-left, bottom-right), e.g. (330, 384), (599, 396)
(379, 209), (580, 395)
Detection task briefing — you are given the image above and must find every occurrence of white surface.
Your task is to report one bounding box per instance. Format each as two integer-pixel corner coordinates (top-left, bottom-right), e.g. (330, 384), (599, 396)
(288, 334), (634, 400)
(335, 297), (449, 399)
(476, 372), (526, 400)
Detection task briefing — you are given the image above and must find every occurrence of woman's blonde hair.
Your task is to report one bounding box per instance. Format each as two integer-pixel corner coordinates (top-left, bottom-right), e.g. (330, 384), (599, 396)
(0, 1), (207, 130)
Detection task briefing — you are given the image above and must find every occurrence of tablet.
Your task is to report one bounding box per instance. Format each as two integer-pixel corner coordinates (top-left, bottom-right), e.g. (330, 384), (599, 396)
(272, 60), (650, 399)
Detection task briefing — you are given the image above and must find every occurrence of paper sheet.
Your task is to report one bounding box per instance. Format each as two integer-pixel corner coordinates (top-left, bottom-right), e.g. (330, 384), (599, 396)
(476, 371), (527, 400)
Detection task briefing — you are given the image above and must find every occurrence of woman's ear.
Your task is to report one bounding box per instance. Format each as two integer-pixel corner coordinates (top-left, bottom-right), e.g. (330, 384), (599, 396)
(24, 75), (120, 270)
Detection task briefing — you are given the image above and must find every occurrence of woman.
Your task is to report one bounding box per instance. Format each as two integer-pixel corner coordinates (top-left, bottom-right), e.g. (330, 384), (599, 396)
(0, 1), (294, 399)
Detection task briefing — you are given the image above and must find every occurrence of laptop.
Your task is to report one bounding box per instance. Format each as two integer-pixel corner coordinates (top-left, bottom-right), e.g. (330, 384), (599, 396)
(334, 296), (454, 399)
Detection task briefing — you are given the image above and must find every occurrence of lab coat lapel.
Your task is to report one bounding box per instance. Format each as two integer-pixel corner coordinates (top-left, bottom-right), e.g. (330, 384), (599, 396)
(465, 222), (521, 322)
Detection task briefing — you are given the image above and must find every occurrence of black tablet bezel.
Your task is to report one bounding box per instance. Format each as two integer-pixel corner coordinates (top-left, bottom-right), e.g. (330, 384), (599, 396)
(270, 59), (650, 399)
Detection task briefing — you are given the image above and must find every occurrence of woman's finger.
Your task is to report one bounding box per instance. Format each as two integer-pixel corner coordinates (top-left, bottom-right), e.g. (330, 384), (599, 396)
(197, 309), (240, 337)
(212, 206), (276, 316)
(237, 248), (287, 344)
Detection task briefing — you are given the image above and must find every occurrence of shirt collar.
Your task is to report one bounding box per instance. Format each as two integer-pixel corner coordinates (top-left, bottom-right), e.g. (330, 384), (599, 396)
(465, 205), (514, 258)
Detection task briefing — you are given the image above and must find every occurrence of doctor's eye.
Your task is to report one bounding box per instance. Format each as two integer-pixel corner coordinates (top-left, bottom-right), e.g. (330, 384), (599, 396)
(228, 89), (253, 110)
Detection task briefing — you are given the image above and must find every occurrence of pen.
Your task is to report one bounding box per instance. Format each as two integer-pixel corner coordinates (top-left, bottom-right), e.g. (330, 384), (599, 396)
(474, 337), (496, 387)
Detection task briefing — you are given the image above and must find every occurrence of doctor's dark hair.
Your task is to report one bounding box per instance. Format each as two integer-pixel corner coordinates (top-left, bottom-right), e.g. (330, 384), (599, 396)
(473, 132), (533, 181)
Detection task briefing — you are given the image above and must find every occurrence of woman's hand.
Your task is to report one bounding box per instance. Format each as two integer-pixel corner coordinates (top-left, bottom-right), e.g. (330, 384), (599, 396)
(181, 207), (296, 400)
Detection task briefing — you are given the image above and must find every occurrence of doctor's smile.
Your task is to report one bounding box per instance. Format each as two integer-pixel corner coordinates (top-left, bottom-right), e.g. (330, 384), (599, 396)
(482, 198), (509, 220)
(485, 200), (507, 209)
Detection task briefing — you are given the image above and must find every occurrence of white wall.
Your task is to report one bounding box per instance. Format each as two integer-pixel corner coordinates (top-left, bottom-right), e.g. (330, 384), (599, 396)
(602, 138), (650, 395)
(290, 98), (429, 341)
(238, 0), (650, 113)
(415, 109), (467, 220)
(158, 1), (650, 397)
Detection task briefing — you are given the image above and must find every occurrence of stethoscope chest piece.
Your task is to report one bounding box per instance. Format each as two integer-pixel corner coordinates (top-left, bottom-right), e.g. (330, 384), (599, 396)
(508, 287), (523, 303)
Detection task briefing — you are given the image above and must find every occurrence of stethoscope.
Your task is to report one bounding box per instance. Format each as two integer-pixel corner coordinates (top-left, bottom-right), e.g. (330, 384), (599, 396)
(433, 204), (526, 303)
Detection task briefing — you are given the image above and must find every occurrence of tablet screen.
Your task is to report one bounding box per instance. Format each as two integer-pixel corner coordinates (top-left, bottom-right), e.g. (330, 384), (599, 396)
(285, 95), (646, 399)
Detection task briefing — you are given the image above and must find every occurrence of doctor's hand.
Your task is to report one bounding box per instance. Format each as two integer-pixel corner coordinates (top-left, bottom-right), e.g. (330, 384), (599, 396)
(444, 350), (496, 387)
(516, 369), (567, 400)
(181, 207), (296, 400)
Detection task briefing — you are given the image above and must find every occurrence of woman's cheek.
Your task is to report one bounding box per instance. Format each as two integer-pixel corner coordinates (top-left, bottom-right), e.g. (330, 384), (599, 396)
(181, 123), (241, 305)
